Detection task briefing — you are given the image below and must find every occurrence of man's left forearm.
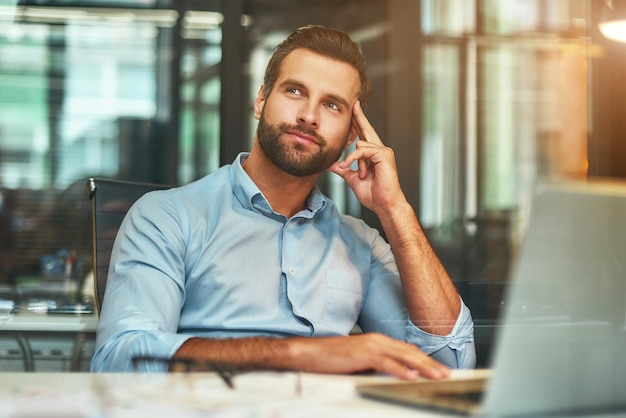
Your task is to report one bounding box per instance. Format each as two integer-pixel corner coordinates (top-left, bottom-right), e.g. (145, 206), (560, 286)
(378, 200), (461, 335)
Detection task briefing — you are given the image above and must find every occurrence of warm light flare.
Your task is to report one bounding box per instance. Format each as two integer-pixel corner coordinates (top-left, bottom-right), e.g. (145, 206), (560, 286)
(599, 19), (626, 43)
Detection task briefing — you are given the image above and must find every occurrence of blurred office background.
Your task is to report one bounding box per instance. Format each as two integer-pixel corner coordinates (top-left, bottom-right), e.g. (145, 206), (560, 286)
(1, 0), (625, 370)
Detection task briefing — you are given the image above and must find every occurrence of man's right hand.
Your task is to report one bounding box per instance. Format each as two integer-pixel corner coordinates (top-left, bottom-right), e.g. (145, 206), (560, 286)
(175, 333), (450, 380)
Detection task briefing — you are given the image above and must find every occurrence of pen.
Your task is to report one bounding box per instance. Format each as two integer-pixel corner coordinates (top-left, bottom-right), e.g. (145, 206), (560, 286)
(131, 355), (236, 389)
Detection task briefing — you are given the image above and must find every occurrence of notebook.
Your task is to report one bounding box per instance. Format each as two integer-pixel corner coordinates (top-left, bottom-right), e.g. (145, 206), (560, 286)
(357, 179), (626, 416)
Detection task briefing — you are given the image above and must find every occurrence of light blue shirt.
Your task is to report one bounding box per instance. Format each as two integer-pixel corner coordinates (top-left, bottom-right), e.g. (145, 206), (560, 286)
(91, 153), (475, 372)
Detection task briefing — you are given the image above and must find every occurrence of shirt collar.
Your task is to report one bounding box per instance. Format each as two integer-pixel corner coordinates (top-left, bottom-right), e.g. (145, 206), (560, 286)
(230, 152), (327, 217)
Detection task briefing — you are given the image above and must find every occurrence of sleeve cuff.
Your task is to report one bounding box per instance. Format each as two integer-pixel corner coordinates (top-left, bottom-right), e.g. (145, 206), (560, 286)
(405, 297), (475, 355)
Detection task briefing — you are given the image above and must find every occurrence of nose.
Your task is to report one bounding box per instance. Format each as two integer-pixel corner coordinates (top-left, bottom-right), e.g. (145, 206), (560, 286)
(296, 101), (319, 127)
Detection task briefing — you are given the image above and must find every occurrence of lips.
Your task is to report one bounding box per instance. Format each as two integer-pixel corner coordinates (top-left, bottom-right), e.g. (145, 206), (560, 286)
(286, 129), (320, 145)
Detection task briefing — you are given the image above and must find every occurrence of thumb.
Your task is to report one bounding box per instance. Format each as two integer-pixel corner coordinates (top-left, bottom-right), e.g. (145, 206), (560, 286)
(327, 161), (350, 179)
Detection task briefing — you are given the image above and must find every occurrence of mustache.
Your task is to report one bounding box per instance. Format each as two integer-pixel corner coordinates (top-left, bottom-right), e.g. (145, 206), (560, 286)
(279, 123), (325, 145)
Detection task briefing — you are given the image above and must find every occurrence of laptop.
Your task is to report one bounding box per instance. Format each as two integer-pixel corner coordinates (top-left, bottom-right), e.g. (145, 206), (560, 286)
(357, 179), (626, 416)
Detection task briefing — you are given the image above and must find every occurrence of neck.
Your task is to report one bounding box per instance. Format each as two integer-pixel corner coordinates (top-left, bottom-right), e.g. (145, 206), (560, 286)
(243, 141), (321, 218)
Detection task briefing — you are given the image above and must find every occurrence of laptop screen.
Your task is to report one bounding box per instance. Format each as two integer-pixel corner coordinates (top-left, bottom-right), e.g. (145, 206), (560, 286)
(483, 179), (626, 416)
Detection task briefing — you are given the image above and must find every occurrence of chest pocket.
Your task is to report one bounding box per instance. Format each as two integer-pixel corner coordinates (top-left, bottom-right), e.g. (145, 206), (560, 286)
(324, 270), (363, 333)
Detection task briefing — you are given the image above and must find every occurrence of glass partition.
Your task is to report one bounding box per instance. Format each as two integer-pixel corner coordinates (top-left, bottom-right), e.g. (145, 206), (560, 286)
(419, 0), (590, 366)
(0, 0), (222, 371)
(0, 0), (595, 371)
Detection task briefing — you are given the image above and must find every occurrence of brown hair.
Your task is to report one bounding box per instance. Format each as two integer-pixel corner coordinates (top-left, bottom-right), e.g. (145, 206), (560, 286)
(263, 25), (372, 109)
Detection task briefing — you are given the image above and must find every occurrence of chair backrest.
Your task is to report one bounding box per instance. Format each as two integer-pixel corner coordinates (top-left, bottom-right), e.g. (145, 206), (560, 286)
(86, 177), (172, 315)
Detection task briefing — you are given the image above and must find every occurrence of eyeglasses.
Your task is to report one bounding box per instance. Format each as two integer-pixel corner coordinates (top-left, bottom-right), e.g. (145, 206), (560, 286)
(131, 355), (236, 389)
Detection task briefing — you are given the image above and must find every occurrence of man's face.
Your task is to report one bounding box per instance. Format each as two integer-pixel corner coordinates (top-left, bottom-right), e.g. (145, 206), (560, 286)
(254, 48), (361, 177)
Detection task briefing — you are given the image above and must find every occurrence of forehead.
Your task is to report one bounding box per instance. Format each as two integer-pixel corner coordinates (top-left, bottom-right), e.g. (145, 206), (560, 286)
(277, 48), (360, 102)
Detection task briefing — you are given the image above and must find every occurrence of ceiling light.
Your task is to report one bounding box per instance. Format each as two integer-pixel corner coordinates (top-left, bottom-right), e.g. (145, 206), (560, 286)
(599, 0), (626, 43)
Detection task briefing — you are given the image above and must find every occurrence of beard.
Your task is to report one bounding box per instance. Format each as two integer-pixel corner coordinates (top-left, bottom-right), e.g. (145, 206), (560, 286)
(256, 111), (349, 178)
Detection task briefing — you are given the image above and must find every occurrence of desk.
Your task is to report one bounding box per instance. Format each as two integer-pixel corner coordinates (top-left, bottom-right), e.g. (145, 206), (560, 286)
(0, 369), (489, 417)
(0, 312), (97, 371)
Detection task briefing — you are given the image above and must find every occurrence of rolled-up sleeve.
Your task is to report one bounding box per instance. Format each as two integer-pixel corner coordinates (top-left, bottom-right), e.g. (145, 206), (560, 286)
(404, 299), (476, 369)
(90, 192), (191, 372)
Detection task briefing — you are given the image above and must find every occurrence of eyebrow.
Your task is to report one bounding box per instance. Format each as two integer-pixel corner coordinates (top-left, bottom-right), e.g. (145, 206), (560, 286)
(280, 78), (352, 111)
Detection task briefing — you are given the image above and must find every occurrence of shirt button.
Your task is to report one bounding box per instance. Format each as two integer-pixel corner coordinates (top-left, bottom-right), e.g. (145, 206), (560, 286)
(288, 267), (296, 275)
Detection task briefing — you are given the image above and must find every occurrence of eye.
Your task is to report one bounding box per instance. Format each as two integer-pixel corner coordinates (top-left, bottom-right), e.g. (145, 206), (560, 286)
(287, 87), (303, 96)
(325, 102), (340, 111)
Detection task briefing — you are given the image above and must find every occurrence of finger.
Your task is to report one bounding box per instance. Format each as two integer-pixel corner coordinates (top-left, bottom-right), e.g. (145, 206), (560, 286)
(339, 141), (377, 169)
(375, 357), (420, 381)
(403, 354), (451, 380)
(358, 156), (368, 179)
(373, 346), (448, 380)
(353, 101), (383, 146)
(328, 161), (353, 180)
(385, 340), (451, 380)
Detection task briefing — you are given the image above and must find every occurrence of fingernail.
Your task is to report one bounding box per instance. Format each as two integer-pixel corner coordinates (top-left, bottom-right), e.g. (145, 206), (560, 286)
(405, 369), (419, 380)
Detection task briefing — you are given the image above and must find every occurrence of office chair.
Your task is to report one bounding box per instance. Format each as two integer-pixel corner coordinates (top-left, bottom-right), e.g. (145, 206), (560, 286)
(86, 177), (173, 315)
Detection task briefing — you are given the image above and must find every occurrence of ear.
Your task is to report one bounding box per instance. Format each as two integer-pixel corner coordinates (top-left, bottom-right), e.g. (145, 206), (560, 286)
(344, 125), (358, 151)
(253, 85), (266, 120)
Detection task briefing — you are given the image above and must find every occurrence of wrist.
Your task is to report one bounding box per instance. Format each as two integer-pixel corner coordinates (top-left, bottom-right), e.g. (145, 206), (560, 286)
(282, 337), (312, 372)
(377, 199), (418, 229)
